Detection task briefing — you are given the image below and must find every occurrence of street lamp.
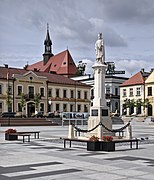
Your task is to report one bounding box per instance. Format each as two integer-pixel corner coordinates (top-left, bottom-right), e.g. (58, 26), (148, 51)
(48, 99), (52, 112)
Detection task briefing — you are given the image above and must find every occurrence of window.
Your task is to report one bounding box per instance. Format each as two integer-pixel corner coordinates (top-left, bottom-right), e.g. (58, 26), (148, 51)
(56, 104), (60, 111)
(77, 91), (81, 99)
(63, 104), (67, 112)
(115, 88), (118, 96)
(129, 88), (133, 96)
(91, 89), (94, 99)
(0, 102), (2, 109)
(56, 89), (60, 98)
(84, 105), (88, 112)
(0, 85), (2, 94)
(106, 86), (110, 95)
(123, 89), (126, 97)
(70, 104), (74, 112)
(70, 90), (74, 98)
(84, 91), (87, 99)
(29, 86), (34, 98)
(136, 87), (141, 96)
(115, 102), (118, 110)
(18, 86), (22, 95)
(48, 89), (52, 97)
(8, 85), (12, 95)
(148, 87), (152, 96)
(40, 103), (44, 111)
(63, 89), (67, 98)
(48, 103), (52, 112)
(40, 88), (44, 97)
(18, 103), (22, 112)
(77, 104), (81, 112)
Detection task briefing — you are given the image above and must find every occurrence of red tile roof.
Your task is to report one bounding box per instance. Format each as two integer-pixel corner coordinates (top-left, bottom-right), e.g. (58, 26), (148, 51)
(27, 49), (77, 76)
(0, 66), (90, 87)
(120, 71), (145, 87)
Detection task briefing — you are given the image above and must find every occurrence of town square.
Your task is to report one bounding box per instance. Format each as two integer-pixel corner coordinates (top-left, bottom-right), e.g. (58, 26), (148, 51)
(0, 0), (154, 179)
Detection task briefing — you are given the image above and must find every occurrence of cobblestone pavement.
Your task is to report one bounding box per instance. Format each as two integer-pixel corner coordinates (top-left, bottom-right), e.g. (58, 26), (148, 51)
(0, 121), (154, 180)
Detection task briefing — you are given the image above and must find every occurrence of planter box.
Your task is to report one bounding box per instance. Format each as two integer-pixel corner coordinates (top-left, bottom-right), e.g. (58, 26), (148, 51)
(5, 134), (18, 141)
(87, 141), (101, 151)
(101, 141), (115, 151)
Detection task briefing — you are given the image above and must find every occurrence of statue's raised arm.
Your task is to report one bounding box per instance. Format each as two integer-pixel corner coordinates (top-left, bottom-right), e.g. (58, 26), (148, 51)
(95, 33), (105, 63)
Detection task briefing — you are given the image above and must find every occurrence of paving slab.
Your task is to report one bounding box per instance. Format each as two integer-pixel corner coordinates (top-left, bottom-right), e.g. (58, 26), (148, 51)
(0, 122), (154, 179)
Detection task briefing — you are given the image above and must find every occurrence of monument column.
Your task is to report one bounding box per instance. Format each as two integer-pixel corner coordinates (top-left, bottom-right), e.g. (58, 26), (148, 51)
(88, 33), (112, 137)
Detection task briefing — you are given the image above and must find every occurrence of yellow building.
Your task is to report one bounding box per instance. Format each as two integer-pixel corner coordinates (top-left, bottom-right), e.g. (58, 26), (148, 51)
(145, 69), (154, 116)
(0, 66), (91, 117)
(120, 69), (150, 116)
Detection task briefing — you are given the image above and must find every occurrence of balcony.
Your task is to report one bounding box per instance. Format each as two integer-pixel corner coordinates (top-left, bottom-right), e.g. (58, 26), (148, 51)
(24, 94), (34, 101)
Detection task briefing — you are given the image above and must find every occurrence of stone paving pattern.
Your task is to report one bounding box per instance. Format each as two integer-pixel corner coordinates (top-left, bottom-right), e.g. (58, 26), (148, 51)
(0, 121), (154, 179)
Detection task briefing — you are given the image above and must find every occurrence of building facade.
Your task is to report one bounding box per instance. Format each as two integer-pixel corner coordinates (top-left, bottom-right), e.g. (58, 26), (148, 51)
(0, 66), (91, 117)
(145, 69), (154, 116)
(120, 69), (151, 116)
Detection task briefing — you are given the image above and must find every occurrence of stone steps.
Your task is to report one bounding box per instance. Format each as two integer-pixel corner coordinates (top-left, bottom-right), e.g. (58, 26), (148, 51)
(0, 118), (58, 126)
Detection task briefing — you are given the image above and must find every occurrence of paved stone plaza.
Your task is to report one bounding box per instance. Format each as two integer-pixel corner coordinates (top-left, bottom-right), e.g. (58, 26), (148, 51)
(0, 121), (154, 180)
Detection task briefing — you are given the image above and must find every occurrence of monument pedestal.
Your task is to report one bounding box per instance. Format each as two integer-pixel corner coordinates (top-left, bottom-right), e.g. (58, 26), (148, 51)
(88, 106), (112, 138)
(88, 62), (112, 138)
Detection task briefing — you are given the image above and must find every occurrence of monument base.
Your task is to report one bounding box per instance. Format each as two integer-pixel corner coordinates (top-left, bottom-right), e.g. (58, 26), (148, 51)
(88, 106), (113, 138)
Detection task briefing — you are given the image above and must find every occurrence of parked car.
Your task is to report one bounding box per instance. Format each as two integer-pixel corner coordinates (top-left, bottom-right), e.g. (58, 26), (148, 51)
(1, 112), (16, 118)
(36, 111), (44, 118)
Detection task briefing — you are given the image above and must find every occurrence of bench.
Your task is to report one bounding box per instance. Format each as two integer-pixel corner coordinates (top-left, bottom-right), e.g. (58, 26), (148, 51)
(17, 131), (40, 139)
(63, 138), (139, 150)
(10, 133), (31, 143)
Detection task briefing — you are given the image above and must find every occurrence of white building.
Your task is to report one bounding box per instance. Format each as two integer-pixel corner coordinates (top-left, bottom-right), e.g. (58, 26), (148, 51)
(72, 74), (128, 114)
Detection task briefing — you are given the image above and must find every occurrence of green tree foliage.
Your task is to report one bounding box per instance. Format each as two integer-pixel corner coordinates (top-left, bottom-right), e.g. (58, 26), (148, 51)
(142, 98), (151, 108)
(34, 93), (41, 109)
(20, 93), (26, 109)
(6, 90), (12, 107)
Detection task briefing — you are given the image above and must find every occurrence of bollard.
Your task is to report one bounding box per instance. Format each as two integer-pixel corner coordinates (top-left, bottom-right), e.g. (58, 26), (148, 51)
(68, 124), (74, 139)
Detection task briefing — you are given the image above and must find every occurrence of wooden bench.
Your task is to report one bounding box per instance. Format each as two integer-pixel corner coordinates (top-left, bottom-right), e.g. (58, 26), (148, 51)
(63, 138), (139, 150)
(17, 131), (40, 139)
(10, 133), (31, 143)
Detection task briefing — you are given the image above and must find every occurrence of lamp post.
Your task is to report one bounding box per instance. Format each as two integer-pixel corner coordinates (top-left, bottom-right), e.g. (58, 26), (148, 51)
(4, 64), (10, 126)
(48, 99), (52, 112)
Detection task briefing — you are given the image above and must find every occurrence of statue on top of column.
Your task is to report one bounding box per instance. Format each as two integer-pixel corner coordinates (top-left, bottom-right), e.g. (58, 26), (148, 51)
(95, 33), (105, 63)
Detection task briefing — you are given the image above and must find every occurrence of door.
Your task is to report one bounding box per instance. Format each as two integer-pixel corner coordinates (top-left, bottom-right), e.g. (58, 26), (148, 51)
(27, 102), (35, 117)
(148, 104), (152, 116)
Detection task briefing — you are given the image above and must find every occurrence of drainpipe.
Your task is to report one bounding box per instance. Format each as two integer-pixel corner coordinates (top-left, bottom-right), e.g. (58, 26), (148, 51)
(12, 78), (15, 112)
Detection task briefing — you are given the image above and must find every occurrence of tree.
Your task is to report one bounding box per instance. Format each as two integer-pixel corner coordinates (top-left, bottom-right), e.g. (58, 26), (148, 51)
(136, 99), (142, 114)
(19, 93), (26, 117)
(142, 98), (151, 116)
(129, 99), (136, 108)
(34, 93), (41, 111)
(6, 90), (12, 112)
(123, 98), (135, 115)
(142, 98), (151, 108)
(77, 61), (87, 76)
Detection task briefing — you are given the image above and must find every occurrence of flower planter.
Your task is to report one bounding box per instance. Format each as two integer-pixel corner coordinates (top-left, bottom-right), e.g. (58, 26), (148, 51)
(5, 134), (18, 141)
(87, 141), (101, 151)
(101, 141), (115, 152)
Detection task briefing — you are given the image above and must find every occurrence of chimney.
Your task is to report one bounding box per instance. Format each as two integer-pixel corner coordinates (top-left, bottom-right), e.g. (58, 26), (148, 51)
(141, 68), (144, 73)
(4, 64), (8, 68)
(151, 68), (154, 73)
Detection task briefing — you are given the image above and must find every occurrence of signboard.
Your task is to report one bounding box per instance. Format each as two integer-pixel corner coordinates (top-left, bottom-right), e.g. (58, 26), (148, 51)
(106, 62), (125, 75)
(106, 71), (125, 75)
(62, 112), (89, 120)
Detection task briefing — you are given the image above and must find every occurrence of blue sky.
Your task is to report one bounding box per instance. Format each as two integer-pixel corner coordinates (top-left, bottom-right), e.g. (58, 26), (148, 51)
(0, 0), (154, 77)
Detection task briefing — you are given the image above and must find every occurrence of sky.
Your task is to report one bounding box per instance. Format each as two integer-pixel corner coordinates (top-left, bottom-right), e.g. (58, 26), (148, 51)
(0, 0), (154, 77)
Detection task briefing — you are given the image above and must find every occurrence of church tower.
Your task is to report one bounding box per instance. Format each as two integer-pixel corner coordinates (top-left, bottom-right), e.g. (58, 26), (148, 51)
(43, 23), (53, 65)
